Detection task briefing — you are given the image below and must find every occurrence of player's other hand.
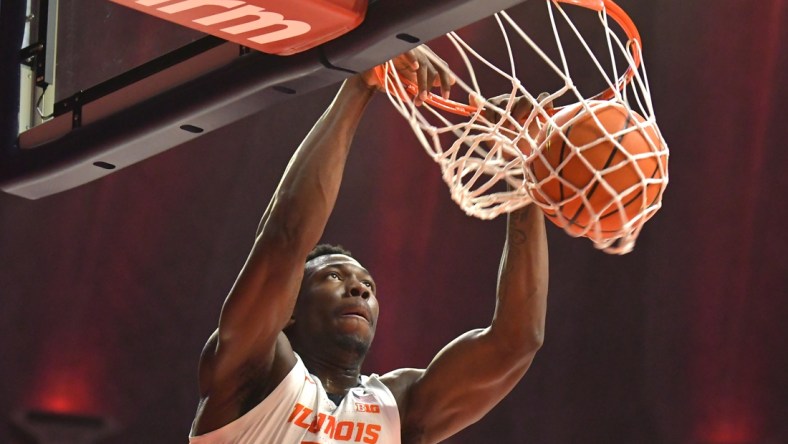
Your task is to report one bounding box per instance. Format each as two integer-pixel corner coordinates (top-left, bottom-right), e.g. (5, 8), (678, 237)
(470, 92), (553, 128)
(360, 45), (456, 105)
(468, 92), (554, 153)
(470, 92), (554, 140)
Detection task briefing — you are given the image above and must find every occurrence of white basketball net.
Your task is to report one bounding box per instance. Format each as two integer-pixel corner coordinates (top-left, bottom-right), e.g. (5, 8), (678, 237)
(379, 0), (669, 254)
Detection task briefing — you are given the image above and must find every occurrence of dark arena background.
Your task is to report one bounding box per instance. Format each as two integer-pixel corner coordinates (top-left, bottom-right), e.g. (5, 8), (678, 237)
(1, 1), (787, 443)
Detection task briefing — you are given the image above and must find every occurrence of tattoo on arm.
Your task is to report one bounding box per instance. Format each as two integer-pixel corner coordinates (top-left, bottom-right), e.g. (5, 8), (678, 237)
(508, 206), (532, 245)
(510, 228), (527, 245)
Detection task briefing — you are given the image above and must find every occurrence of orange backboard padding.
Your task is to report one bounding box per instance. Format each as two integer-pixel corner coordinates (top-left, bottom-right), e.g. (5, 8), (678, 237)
(110, 0), (368, 55)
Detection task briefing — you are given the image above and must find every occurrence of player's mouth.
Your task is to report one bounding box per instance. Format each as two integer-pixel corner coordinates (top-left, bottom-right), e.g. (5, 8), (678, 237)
(338, 305), (372, 324)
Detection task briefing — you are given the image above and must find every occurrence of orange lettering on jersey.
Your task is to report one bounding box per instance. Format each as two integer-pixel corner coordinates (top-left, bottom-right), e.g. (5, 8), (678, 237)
(286, 402), (381, 443)
(323, 414), (336, 436)
(354, 422), (366, 441)
(354, 402), (381, 413)
(287, 403), (305, 423)
(294, 406), (313, 429)
(308, 413), (327, 433)
(363, 424), (381, 444)
(335, 421), (354, 440)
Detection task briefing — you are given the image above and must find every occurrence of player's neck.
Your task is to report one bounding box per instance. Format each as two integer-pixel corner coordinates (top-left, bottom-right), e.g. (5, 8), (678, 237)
(300, 350), (365, 396)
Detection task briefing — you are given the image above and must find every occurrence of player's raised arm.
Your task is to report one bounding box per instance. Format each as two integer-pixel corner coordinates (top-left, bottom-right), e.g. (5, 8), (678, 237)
(383, 204), (549, 444)
(191, 74), (376, 435)
(192, 46), (455, 437)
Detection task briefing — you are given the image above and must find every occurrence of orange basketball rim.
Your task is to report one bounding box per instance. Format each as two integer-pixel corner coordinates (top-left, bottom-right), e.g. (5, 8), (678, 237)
(374, 0), (642, 116)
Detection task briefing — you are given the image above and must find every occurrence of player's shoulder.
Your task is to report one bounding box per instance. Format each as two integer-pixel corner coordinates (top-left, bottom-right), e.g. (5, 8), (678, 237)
(380, 367), (424, 381)
(378, 368), (424, 401)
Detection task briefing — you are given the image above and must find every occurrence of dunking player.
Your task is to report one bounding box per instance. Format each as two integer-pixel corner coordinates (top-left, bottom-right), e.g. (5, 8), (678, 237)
(189, 46), (548, 443)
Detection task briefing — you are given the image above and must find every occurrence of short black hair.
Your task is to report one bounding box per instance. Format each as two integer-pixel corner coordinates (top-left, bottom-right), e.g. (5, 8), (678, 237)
(305, 243), (353, 263)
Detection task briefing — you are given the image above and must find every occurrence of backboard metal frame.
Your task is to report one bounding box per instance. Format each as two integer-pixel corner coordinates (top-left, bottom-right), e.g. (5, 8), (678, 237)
(3, 0), (528, 199)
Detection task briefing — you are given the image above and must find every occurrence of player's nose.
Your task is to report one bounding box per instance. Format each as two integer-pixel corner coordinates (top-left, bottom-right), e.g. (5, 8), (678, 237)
(347, 279), (370, 299)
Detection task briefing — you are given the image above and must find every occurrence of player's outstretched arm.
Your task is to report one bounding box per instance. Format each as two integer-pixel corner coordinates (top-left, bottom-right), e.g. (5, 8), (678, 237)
(193, 46), (455, 436)
(383, 204), (548, 444)
(192, 74), (376, 435)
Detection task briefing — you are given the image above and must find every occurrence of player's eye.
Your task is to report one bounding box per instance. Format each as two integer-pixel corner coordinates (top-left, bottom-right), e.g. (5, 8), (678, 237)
(327, 272), (341, 280)
(362, 280), (373, 288)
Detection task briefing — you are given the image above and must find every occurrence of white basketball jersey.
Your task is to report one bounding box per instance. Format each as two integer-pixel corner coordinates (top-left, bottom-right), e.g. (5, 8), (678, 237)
(190, 354), (401, 444)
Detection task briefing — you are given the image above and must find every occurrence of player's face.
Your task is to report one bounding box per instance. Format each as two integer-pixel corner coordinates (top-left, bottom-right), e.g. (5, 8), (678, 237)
(294, 254), (379, 354)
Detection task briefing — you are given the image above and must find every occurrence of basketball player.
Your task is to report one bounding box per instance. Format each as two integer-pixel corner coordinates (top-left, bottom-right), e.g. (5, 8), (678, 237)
(189, 45), (549, 443)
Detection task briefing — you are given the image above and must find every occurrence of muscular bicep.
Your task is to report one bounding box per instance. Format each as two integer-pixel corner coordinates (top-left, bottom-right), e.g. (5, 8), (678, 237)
(397, 328), (537, 443)
(207, 233), (304, 386)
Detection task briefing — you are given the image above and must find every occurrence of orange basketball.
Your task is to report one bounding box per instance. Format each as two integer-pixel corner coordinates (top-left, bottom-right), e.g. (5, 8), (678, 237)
(529, 101), (667, 241)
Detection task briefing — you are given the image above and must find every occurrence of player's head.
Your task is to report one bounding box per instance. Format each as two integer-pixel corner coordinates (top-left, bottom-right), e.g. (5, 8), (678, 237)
(285, 244), (379, 360)
(305, 243), (353, 262)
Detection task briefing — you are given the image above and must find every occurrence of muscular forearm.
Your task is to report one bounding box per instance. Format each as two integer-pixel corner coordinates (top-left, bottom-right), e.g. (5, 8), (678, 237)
(392, 205), (548, 443)
(490, 204), (549, 352)
(256, 76), (375, 244)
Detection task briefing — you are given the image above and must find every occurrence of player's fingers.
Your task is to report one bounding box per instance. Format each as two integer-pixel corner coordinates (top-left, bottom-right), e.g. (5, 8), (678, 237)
(469, 93), (481, 110)
(537, 92), (554, 113)
(470, 94), (493, 119)
(426, 68), (439, 99)
(437, 68), (455, 99)
(400, 49), (420, 71)
(511, 96), (534, 122)
(389, 52), (419, 79)
(485, 95), (509, 123)
(416, 61), (430, 105)
(422, 48), (455, 99)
